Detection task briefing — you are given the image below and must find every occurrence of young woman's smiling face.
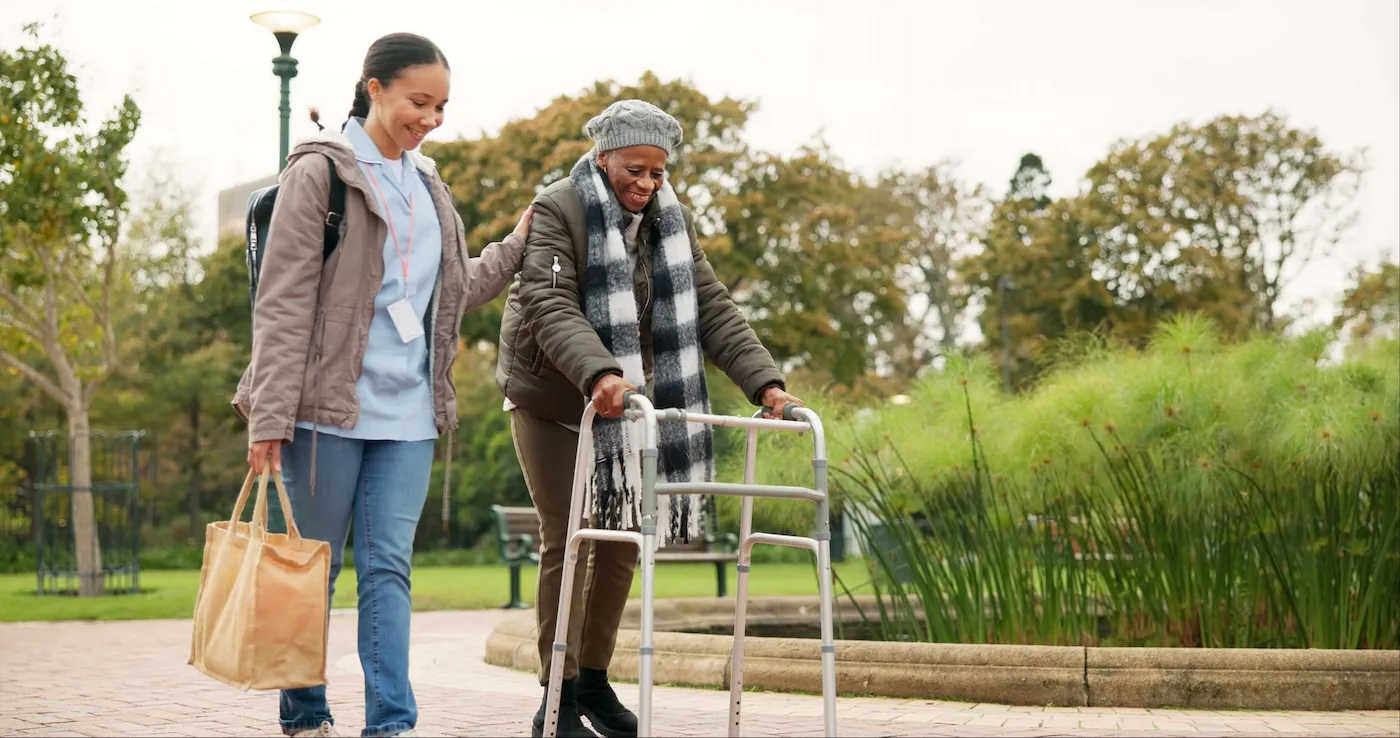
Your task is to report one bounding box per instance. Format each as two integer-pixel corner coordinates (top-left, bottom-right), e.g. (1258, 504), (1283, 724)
(598, 145), (668, 212)
(366, 62), (449, 156)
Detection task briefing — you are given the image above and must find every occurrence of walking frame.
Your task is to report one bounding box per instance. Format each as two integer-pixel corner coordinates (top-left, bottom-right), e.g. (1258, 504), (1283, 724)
(543, 392), (838, 737)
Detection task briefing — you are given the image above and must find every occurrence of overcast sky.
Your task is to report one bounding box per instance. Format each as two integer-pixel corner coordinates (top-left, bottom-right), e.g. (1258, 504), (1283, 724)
(8, 0), (1398, 325)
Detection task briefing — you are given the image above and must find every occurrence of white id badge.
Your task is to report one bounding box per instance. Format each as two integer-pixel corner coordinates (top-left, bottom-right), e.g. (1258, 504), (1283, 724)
(387, 299), (424, 343)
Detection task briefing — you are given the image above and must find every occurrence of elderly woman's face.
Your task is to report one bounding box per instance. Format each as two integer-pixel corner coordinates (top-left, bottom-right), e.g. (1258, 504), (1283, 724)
(598, 145), (668, 212)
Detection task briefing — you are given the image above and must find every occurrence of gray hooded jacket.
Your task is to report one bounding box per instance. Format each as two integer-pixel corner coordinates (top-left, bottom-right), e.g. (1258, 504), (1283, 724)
(233, 129), (522, 442)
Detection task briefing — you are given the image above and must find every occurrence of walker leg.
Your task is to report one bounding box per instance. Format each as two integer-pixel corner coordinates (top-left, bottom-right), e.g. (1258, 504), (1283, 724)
(638, 524), (657, 737)
(727, 429), (760, 737)
(817, 536), (838, 736)
(638, 433), (661, 738)
(543, 533), (585, 738)
(808, 411), (838, 738)
(544, 415), (598, 738)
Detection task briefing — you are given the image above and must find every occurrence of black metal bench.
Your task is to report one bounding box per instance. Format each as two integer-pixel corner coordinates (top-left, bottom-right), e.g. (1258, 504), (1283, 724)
(490, 500), (739, 609)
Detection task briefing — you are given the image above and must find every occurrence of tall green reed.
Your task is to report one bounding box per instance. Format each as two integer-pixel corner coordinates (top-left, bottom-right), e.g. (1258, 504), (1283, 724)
(828, 319), (1399, 649)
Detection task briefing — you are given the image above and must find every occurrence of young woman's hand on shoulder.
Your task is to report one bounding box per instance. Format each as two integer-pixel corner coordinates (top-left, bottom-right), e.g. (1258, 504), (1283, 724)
(513, 204), (534, 244)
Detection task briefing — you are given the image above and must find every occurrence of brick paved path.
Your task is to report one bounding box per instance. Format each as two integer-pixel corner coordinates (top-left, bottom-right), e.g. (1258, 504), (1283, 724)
(1, 610), (1395, 737)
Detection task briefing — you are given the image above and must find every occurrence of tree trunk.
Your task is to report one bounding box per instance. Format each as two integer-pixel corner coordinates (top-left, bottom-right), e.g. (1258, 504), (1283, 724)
(67, 409), (104, 597)
(998, 275), (1014, 394)
(936, 301), (958, 354)
(186, 395), (202, 532)
(925, 269), (958, 355)
(1262, 282), (1278, 332)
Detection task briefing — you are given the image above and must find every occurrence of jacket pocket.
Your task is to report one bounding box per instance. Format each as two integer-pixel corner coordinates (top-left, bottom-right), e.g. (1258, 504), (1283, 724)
(507, 305), (546, 377)
(312, 307), (357, 410)
(527, 336), (546, 376)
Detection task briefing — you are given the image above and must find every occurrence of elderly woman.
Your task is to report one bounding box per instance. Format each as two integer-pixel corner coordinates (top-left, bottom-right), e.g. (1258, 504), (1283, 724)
(495, 99), (802, 738)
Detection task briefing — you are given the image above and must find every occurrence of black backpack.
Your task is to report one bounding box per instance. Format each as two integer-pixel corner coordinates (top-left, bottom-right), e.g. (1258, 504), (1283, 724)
(244, 154), (347, 325)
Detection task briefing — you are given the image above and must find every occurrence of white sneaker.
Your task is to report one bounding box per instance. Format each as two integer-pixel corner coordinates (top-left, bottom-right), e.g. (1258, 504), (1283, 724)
(291, 722), (340, 737)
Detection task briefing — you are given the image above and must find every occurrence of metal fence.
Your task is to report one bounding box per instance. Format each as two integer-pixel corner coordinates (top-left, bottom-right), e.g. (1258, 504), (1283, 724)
(24, 430), (145, 595)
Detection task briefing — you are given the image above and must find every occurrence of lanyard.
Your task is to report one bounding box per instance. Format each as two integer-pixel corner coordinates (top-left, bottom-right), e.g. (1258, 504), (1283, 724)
(361, 162), (415, 298)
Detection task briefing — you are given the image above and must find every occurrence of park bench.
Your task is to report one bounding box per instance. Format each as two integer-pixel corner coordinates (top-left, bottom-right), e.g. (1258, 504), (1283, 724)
(490, 499), (739, 609)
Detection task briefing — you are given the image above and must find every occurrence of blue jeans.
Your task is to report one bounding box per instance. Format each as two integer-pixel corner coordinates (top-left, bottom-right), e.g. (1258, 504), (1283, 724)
(267, 428), (434, 737)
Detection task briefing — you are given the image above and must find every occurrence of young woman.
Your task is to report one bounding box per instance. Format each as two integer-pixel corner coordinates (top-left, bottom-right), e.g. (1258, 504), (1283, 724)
(233, 32), (531, 738)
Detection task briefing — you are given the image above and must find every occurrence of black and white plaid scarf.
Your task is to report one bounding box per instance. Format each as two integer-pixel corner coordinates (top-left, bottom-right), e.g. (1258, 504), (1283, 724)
(572, 149), (712, 543)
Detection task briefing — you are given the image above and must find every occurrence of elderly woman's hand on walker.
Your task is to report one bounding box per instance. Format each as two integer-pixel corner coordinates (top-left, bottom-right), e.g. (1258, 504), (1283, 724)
(760, 386), (804, 419)
(591, 374), (638, 419)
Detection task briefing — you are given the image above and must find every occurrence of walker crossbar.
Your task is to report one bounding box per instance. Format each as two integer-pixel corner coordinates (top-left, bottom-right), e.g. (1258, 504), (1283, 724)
(742, 532), (822, 556)
(623, 407), (812, 434)
(653, 481), (826, 502)
(542, 393), (838, 738)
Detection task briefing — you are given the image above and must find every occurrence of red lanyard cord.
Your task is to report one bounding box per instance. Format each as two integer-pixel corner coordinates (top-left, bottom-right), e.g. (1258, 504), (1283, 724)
(362, 162), (415, 297)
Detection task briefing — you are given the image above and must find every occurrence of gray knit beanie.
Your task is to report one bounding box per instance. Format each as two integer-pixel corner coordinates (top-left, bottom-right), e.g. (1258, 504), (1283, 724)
(583, 99), (684, 156)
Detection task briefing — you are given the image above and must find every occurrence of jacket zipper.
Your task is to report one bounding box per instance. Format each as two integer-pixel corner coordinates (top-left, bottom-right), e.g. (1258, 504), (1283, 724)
(428, 188), (459, 431)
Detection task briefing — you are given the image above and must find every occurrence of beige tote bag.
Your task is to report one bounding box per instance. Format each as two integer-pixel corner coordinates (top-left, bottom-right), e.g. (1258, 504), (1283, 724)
(189, 467), (331, 691)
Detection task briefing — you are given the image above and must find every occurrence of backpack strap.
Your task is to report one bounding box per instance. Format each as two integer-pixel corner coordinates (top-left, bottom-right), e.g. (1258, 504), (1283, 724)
(322, 153), (346, 259)
(308, 152), (347, 499)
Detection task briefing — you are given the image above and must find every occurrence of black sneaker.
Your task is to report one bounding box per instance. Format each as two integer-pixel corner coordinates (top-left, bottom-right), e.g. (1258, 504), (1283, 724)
(576, 668), (638, 738)
(531, 678), (599, 738)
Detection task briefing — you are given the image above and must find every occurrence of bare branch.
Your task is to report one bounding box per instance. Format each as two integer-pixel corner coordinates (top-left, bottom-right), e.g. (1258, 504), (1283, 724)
(0, 347), (70, 406)
(0, 283), (47, 334)
(83, 375), (107, 413)
(0, 312), (45, 344)
(99, 172), (122, 370)
(21, 244), (84, 395)
(37, 248), (60, 334)
(58, 258), (103, 327)
(56, 251), (118, 371)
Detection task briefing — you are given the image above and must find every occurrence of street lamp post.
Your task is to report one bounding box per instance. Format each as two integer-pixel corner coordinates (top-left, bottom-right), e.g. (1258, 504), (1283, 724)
(251, 7), (321, 173)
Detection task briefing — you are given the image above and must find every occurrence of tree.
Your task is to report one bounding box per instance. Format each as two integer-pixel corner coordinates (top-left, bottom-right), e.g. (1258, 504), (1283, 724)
(0, 24), (141, 595)
(965, 195), (1116, 389)
(712, 142), (908, 384)
(421, 342), (528, 550)
(1082, 110), (1363, 331)
(100, 171), (249, 539)
(877, 162), (988, 379)
(1333, 259), (1400, 345)
(962, 155), (1105, 389)
(966, 113), (1361, 391)
(1008, 152), (1051, 208)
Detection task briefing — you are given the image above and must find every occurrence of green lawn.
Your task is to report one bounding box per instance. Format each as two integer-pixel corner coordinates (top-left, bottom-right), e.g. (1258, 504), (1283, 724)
(0, 561), (867, 622)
